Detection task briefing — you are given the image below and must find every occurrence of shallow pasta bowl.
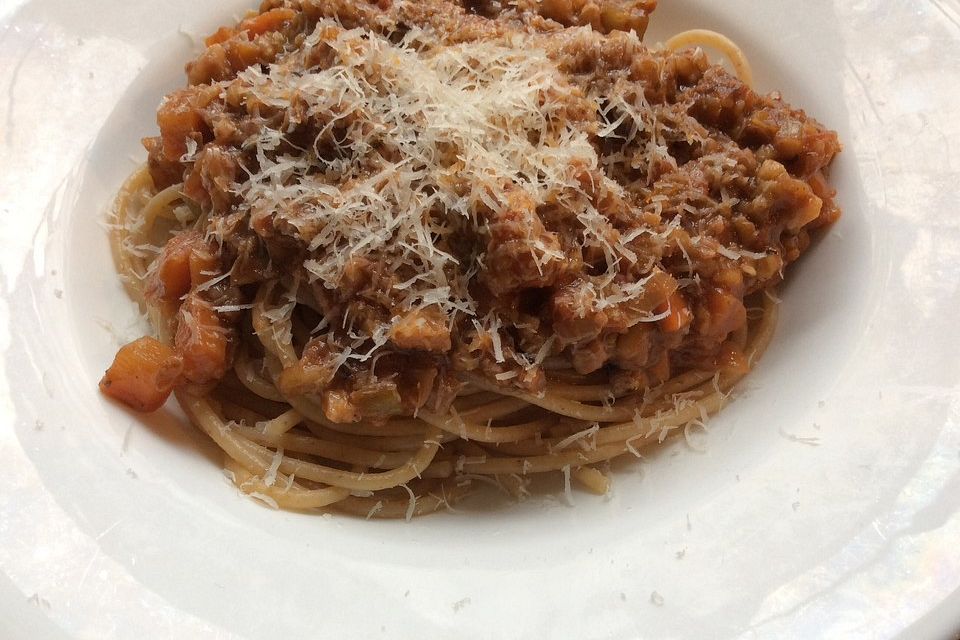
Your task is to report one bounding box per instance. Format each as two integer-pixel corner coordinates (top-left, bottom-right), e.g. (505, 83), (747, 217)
(1, 0), (960, 638)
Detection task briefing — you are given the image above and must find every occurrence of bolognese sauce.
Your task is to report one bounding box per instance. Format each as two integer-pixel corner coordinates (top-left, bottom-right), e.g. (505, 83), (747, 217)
(100, 0), (840, 513)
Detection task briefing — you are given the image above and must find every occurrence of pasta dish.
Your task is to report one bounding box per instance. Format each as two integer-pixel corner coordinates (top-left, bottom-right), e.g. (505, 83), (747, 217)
(100, 0), (841, 517)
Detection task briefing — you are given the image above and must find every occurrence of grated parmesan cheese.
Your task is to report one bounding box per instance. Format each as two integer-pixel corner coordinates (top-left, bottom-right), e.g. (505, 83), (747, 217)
(248, 492), (280, 509)
(365, 500), (384, 519)
(400, 483), (417, 521)
(553, 423), (600, 452)
(263, 447), (284, 487)
(561, 464), (574, 506)
(216, 21), (661, 370)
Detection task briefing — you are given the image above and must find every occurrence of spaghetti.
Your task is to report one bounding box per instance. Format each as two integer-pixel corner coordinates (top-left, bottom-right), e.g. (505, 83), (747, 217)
(101, 0), (840, 518)
(665, 29), (754, 86)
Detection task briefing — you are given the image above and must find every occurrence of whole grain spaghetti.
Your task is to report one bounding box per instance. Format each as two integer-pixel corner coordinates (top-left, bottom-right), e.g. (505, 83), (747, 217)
(100, 0), (841, 517)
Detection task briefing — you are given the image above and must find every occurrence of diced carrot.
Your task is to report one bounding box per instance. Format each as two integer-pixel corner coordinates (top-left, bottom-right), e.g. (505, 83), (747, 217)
(175, 294), (230, 384)
(656, 291), (693, 333)
(145, 231), (222, 303)
(189, 243), (220, 289)
(238, 8), (297, 37)
(157, 92), (205, 161)
(204, 26), (235, 47)
(146, 230), (200, 303)
(204, 7), (292, 47)
(182, 164), (206, 206)
(100, 337), (182, 412)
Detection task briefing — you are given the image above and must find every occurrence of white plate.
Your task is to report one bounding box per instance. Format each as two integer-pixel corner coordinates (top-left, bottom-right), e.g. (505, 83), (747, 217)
(2, 0), (959, 638)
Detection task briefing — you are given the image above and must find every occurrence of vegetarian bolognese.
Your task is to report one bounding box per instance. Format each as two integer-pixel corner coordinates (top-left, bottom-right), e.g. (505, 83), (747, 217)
(101, 0), (841, 517)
